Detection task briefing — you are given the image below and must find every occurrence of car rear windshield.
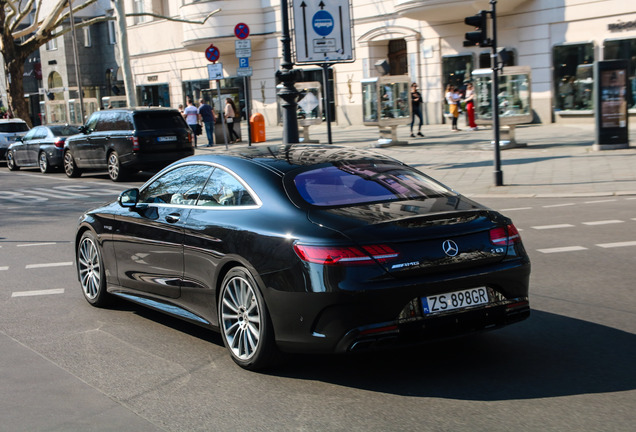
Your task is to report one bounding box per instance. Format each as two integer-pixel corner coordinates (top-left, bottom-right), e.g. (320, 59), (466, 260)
(0, 122), (29, 133)
(49, 125), (80, 136)
(133, 112), (187, 131)
(292, 163), (453, 207)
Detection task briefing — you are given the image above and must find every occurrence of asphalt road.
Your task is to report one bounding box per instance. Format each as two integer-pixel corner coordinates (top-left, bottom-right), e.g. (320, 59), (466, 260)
(1, 168), (635, 432)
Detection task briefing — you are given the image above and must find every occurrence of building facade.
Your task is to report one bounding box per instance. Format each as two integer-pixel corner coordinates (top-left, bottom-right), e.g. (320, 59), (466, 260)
(36, 0), (636, 128)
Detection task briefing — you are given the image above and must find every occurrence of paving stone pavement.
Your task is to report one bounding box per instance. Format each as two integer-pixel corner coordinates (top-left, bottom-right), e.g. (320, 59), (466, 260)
(197, 121), (636, 198)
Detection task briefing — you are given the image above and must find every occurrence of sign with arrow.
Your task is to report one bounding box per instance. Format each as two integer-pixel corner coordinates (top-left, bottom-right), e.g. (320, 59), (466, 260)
(292, 0), (354, 64)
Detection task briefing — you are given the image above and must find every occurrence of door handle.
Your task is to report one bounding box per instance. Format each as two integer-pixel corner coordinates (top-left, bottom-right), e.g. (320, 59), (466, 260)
(165, 213), (180, 223)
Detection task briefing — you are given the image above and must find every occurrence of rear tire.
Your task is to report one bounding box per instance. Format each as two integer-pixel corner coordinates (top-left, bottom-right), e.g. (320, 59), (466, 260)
(64, 150), (82, 178)
(218, 267), (278, 370)
(107, 151), (128, 182)
(39, 151), (52, 173)
(6, 151), (19, 171)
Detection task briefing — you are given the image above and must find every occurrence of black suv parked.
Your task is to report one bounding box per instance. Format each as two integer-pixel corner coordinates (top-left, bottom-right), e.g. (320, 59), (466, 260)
(64, 108), (194, 181)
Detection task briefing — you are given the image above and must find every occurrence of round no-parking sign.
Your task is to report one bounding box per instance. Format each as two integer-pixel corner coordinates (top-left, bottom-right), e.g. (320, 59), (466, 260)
(205, 44), (220, 63)
(234, 23), (250, 40)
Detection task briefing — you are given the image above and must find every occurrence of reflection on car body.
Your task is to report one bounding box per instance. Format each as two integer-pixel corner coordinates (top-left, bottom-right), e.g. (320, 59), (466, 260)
(75, 144), (530, 370)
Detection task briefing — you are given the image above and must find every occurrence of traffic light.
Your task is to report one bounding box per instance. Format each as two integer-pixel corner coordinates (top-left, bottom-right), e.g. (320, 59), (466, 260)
(464, 11), (491, 47)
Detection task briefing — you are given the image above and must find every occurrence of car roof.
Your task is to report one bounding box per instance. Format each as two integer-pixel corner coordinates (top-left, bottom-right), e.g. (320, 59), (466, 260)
(0, 118), (28, 124)
(184, 144), (403, 175)
(101, 107), (180, 114)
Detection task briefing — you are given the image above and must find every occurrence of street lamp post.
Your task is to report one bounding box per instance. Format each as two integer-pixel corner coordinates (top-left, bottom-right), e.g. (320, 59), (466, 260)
(276, 0), (299, 145)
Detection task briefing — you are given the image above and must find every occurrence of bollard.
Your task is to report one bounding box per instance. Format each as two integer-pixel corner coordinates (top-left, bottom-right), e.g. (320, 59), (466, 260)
(250, 113), (266, 143)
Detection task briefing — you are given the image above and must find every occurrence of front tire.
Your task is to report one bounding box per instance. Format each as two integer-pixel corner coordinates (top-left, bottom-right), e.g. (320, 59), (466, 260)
(64, 150), (82, 178)
(219, 267), (278, 370)
(77, 231), (111, 307)
(39, 151), (52, 173)
(6, 151), (19, 171)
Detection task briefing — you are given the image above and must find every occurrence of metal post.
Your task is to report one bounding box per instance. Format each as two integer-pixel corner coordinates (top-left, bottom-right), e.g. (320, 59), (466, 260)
(277, 0), (299, 145)
(244, 76), (252, 146)
(321, 63), (333, 144)
(490, 0), (503, 186)
(68, 1), (84, 123)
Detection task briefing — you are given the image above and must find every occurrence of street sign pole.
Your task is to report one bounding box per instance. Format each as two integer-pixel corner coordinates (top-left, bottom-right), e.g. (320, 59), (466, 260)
(321, 63), (332, 144)
(490, 0), (503, 186)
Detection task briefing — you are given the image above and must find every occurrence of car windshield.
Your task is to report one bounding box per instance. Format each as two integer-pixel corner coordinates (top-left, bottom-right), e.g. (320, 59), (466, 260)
(49, 125), (80, 136)
(0, 122), (29, 133)
(292, 162), (453, 207)
(133, 112), (187, 131)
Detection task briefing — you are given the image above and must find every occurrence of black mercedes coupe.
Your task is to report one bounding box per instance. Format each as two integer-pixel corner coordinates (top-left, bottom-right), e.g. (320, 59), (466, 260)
(75, 144), (530, 370)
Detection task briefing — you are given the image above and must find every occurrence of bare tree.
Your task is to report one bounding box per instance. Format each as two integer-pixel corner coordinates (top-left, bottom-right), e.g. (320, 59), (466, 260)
(1, 0), (219, 126)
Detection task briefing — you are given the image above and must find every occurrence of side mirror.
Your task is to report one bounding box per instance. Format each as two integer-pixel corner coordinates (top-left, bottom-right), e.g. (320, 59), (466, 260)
(78, 125), (89, 134)
(118, 188), (140, 208)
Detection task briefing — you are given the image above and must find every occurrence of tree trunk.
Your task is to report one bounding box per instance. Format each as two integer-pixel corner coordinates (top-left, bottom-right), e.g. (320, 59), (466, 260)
(5, 58), (31, 127)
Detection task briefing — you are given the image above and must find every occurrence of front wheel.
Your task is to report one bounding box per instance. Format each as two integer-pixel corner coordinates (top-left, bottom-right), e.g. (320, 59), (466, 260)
(219, 267), (278, 370)
(64, 151), (82, 178)
(6, 151), (19, 171)
(77, 231), (111, 307)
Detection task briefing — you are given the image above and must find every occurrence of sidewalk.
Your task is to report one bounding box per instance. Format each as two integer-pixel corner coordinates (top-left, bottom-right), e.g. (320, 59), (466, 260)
(196, 121), (636, 198)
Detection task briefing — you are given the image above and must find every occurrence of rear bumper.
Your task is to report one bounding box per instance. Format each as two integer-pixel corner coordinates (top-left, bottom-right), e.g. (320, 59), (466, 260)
(269, 260), (531, 354)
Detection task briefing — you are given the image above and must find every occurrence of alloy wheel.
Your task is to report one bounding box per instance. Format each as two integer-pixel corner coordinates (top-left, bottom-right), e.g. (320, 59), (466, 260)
(78, 235), (102, 301)
(220, 274), (262, 361)
(39, 152), (49, 173)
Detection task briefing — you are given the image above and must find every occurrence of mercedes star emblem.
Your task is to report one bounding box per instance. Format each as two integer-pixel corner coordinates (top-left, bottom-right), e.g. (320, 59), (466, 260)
(442, 240), (459, 257)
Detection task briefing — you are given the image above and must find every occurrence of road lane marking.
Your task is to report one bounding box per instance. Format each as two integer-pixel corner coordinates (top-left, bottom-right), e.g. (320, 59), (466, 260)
(12, 288), (65, 297)
(25, 262), (73, 269)
(584, 199), (618, 204)
(0, 266), (8, 271)
(597, 241), (636, 248)
(531, 224), (575, 230)
(542, 203), (576, 208)
(17, 242), (57, 247)
(582, 220), (624, 226)
(537, 246), (588, 254)
(500, 207), (532, 212)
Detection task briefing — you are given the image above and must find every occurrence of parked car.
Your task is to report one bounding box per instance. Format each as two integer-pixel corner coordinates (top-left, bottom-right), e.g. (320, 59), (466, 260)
(6, 124), (81, 173)
(75, 144), (531, 370)
(63, 107), (195, 181)
(1, 118), (30, 161)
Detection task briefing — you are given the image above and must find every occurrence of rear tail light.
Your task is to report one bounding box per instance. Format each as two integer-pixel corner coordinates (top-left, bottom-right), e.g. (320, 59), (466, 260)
(54, 139), (65, 149)
(490, 224), (521, 246)
(293, 244), (398, 266)
(131, 136), (140, 151)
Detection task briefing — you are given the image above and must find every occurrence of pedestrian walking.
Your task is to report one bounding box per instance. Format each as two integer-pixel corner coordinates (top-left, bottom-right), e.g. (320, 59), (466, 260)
(224, 98), (240, 143)
(410, 83), (424, 137)
(198, 98), (216, 146)
(184, 98), (199, 147)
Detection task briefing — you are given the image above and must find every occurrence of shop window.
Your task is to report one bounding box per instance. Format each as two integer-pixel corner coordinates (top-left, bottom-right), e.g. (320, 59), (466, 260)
(443, 55), (474, 90)
(553, 43), (594, 111)
(604, 38), (636, 109)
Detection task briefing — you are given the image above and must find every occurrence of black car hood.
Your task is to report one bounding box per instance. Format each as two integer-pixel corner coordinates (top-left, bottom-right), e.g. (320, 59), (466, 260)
(307, 196), (509, 277)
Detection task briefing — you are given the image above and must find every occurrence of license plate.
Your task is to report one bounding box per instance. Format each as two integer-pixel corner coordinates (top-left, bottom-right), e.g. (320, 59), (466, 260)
(422, 287), (489, 314)
(157, 136), (177, 142)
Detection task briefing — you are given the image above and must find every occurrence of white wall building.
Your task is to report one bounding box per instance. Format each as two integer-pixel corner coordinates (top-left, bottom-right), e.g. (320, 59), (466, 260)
(119, 0), (636, 126)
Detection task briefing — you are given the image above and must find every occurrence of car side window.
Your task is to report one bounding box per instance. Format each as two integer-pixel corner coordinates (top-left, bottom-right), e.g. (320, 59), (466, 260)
(34, 127), (48, 139)
(23, 128), (38, 141)
(94, 112), (117, 132)
(196, 168), (256, 207)
(85, 113), (100, 132)
(139, 164), (214, 205)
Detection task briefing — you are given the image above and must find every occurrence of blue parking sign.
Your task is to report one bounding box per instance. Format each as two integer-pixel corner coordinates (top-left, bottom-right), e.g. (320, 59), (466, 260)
(239, 57), (249, 68)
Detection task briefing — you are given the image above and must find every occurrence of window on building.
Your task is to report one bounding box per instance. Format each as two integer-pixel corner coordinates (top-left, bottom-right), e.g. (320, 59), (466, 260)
(479, 49), (516, 69)
(108, 20), (117, 44)
(604, 38), (636, 110)
(45, 37), (58, 51)
(553, 43), (594, 111)
(442, 54), (474, 89)
(133, 0), (147, 24)
(83, 24), (91, 47)
(388, 39), (408, 75)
